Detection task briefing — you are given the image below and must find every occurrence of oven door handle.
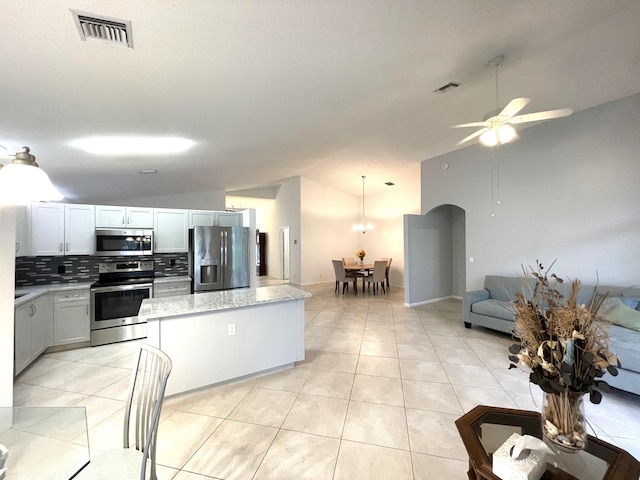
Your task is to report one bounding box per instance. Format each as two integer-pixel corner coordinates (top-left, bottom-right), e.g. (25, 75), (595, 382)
(91, 283), (153, 294)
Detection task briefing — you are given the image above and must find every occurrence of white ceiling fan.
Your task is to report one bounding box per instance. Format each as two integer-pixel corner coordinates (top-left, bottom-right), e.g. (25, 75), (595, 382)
(452, 55), (573, 147)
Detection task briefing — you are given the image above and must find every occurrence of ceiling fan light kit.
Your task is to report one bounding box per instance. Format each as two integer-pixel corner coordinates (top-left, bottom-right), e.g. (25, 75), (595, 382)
(452, 55), (573, 147)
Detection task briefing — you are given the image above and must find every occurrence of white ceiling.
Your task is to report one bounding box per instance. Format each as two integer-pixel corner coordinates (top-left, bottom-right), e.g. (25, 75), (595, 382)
(1, 1), (639, 203)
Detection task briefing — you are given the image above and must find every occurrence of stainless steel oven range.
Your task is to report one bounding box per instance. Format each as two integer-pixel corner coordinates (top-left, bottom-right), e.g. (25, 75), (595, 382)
(90, 260), (154, 346)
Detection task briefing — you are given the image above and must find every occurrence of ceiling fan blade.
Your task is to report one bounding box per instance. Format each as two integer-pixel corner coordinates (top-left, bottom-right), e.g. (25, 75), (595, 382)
(456, 127), (490, 146)
(451, 121), (489, 128)
(509, 108), (573, 124)
(499, 98), (531, 118)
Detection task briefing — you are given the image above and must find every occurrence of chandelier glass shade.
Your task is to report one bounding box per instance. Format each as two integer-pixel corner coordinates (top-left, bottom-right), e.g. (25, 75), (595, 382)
(0, 146), (63, 205)
(352, 175), (373, 234)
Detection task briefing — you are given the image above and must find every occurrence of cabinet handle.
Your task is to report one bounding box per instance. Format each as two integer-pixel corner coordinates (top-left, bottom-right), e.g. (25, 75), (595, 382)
(127, 216), (130, 225)
(59, 243), (63, 252)
(30, 304), (36, 316)
(86, 304), (89, 315)
(122, 216), (125, 225)
(66, 242), (70, 252)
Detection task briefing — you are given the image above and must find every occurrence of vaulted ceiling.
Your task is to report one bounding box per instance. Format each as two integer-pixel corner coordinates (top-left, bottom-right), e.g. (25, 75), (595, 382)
(1, 1), (639, 203)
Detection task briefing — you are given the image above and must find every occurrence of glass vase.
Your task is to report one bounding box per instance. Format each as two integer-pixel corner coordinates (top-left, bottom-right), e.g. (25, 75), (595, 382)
(541, 390), (587, 453)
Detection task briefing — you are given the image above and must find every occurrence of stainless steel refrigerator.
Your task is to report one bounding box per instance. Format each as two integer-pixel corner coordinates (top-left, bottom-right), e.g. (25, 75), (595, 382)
(189, 226), (250, 292)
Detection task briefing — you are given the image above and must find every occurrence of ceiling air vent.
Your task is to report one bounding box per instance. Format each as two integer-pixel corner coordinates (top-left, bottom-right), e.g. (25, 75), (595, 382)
(433, 82), (461, 94)
(71, 10), (133, 49)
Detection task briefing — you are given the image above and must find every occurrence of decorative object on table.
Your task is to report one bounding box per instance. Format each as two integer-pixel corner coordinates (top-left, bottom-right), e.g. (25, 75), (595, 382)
(356, 249), (366, 265)
(493, 433), (553, 480)
(508, 261), (620, 453)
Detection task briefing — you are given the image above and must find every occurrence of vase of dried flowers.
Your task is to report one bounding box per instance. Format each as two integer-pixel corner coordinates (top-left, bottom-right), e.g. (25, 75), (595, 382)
(542, 389), (587, 452)
(509, 260), (620, 453)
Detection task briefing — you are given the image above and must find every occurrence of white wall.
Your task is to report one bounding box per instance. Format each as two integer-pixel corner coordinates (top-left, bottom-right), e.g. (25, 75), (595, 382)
(300, 177), (360, 285)
(269, 177), (302, 284)
(421, 93), (640, 291)
(0, 206), (17, 406)
(363, 179), (420, 287)
(113, 189), (226, 210)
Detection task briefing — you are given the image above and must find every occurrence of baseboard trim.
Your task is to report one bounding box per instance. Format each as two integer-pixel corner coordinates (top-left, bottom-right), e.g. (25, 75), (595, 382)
(404, 295), (458, 307)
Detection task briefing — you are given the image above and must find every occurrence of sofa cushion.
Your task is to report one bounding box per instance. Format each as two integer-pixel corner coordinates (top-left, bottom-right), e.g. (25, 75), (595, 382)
(484, 276), (533, 303)
(471, 299), (516, 322)
(601, 301), (640, 332)
(608, 324), (640, 373)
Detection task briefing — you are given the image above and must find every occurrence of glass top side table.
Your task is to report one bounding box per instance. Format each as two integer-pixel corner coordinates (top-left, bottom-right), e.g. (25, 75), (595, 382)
(455, 405), (640, 480)
(0, 407), (90, 480)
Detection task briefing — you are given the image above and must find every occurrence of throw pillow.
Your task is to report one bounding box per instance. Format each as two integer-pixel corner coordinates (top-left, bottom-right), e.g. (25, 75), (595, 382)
(601, 301), (640, 332)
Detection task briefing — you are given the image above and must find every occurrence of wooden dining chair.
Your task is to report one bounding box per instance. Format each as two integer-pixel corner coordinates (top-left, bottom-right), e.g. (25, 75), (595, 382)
(365, 260), (388, 295)
(76, 344), (172, 480)
(382, 257), (392, 290)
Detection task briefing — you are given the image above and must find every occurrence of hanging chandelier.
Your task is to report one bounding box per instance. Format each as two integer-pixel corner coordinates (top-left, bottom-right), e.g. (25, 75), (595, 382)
(0, 146), (63, 205)
(352, 175), (373, 234)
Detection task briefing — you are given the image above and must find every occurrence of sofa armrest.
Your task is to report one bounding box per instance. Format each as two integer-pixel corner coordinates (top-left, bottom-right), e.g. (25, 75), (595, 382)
(463, 289), (490, 324)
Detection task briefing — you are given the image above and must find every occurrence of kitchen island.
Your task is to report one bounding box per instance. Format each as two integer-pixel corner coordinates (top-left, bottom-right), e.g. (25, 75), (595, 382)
(138, 284), (311, 396)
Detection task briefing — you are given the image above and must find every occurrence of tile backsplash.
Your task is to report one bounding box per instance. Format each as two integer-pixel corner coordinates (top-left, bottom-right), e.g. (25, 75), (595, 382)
(15, 253), (189, 287)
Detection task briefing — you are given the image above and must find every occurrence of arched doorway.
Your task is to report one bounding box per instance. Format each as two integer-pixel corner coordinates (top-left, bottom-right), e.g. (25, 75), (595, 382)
(403, 204), (466, 306)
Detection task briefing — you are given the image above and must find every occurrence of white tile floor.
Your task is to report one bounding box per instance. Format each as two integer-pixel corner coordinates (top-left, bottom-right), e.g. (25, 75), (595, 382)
(13, 280), (640, 479)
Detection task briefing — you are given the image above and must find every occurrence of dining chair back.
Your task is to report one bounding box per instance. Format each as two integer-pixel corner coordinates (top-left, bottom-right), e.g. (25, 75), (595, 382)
(382, 257), (392, 289)
(342, 256), (356, 266)
(76, 343), (172, 480)
(332, 260), (351, 294)
(366, 260), (388, 295)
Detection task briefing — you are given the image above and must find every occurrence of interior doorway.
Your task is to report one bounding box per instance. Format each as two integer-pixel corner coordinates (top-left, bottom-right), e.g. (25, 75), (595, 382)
(279, 226), (290, 281)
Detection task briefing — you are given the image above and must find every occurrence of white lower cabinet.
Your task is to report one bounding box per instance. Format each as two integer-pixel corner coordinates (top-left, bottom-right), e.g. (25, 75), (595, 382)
(14, 293), (53, 376)
(53, 290), (90, 346)
(154, 279), (191, 298)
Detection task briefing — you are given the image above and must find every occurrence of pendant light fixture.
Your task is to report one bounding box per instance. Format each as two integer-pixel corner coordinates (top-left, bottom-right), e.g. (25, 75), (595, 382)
(0, 146), (63, 205)
(352, 175), (373, 234)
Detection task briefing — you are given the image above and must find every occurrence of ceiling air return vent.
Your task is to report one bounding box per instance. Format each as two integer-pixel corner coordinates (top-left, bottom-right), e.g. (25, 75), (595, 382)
(433, 82), (461, 94)
(71, 10), (133, 48)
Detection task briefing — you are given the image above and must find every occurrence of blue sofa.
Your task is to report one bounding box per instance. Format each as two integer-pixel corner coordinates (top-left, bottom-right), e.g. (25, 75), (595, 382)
(463, 275), (640, 396)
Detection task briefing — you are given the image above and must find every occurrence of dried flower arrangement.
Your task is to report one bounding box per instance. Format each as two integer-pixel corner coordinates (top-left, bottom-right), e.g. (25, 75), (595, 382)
(508, 261), (620, 451)
(356, 249), (366, 260)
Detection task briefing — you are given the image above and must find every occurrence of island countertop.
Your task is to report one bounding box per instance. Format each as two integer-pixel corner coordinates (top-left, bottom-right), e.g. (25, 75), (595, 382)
(139, 284), (311, 321)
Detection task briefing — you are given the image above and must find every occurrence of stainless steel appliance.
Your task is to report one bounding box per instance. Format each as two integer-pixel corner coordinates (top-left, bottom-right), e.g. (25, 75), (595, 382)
(189, 226), (250, 292)
(90, 260), (154, 346)
(95, 229), (153, 256)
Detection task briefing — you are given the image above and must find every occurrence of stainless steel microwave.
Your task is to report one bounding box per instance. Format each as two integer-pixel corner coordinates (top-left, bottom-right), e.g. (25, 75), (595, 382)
(95, 229), (153, 256)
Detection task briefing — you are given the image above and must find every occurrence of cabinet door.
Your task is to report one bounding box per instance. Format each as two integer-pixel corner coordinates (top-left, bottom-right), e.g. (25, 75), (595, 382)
(14, 304), (31, 375)
(54, 303), (90, 345)
(95, 205), (126, 228)
(217, 212), (243, 227)
(30, 294), (53, 359)
(53, 290), (90, 345)
(31, 203), (65, 256)
(15, 204), (31, 257)
(65, 204), (95, 255)
(188, 210), (217, 228)
(126, 207), (154, 228)
(154, 209), (188, 253)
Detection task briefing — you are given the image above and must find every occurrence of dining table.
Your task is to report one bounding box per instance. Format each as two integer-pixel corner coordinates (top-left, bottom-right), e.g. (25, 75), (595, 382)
(344, 264), (373, 293)
(0, 406), (90, 480)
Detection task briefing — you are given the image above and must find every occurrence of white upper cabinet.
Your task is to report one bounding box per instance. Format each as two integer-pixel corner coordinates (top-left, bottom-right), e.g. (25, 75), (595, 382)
(31, 203), (65, 256)
(217, 211), (243, 227)
(188, 210), (217, 228)
(31, 203), (95, 256)
(15, 205), (32, 257)
(64, 204), (95, 255)
(154, 208), (188, 253)
(95, 205), (154, 228)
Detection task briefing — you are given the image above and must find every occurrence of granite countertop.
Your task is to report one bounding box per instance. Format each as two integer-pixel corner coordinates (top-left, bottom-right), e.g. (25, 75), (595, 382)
(139, 284), (311, 321)
(14, 282), (94, 307)
(153, 275), (192, 284)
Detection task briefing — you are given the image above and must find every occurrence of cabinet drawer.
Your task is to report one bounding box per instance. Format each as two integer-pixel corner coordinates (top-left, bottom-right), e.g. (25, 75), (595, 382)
(53, 290), (90, 303)
(154, 281), (191, 297)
